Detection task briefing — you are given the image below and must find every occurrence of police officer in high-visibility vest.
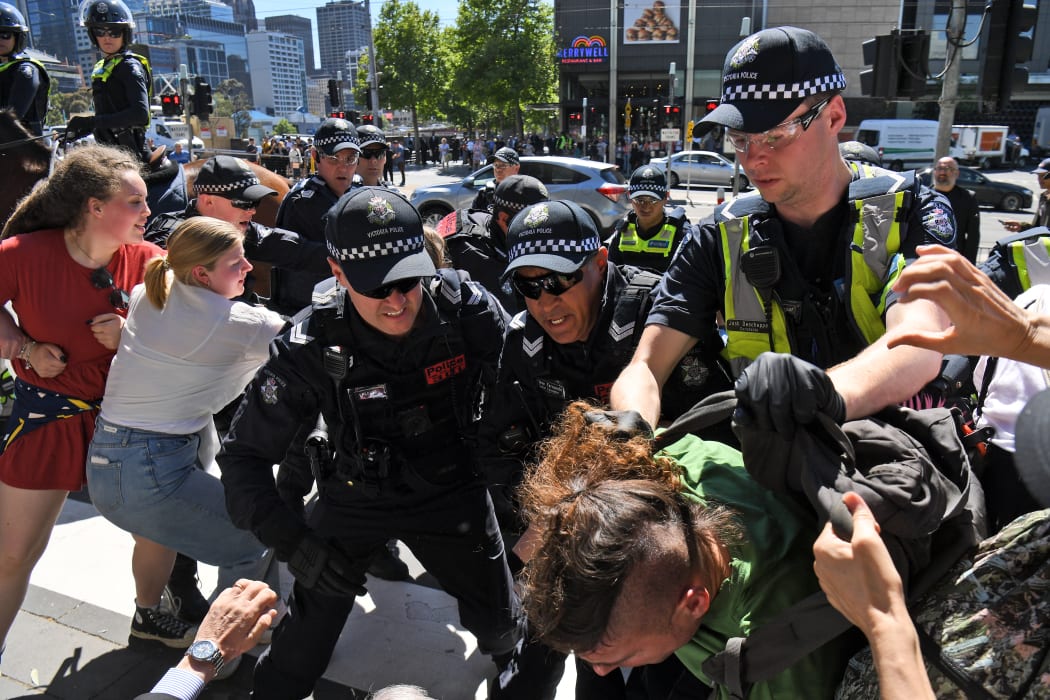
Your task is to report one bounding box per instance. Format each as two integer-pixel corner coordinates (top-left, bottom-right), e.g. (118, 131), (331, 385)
(609, 26), (958, 439)
(67, 0), (153, 165)
(218, 188), (521, 698)
(0, 3), (49, 137)
(605, 166), (690, 274)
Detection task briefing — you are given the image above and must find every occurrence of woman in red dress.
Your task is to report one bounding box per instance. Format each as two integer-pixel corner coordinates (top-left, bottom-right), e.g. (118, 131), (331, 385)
(0, 144), (162, 658)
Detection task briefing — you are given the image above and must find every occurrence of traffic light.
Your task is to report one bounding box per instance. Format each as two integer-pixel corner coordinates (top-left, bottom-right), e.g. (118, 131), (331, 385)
(347, 110), (360, 125)
(361, 113), (374, 125)
(160, 92), (181, 117)
(895, 30), (930, 99)
(979, 0), (1036, 110)
(329, 110), (345, 119)
(705, 100), (719, 114)
(860, 34), (898, 98)
(191, 76), (213, 119)
(327, 79), (340, 108)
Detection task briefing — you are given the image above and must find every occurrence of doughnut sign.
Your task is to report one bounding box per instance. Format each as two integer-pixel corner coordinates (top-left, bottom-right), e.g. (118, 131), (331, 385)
(624, 0), (681, 44)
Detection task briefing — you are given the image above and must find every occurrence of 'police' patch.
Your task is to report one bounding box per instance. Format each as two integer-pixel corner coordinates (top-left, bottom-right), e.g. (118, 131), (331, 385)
(594, 382), (613, 404)
(425, 354), (467, 384)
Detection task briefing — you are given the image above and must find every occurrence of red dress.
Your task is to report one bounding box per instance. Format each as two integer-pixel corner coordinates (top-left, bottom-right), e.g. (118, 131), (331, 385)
(0, 229), (162, 490)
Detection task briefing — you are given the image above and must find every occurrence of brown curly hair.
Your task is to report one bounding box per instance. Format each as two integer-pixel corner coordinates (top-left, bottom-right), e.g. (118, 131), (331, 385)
(519, 401), (741, 654)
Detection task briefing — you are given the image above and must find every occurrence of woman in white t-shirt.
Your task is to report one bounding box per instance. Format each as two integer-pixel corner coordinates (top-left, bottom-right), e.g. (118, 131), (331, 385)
(86, 217), (286, 646)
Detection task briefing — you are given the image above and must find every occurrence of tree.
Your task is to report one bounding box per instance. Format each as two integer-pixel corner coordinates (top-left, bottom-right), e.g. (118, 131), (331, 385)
(453, 0), (556, 136)
(373, 0), (449, 165)
(214, 79), (252, 118)
(46, 86), (93, 126)
(272, 118), (296, 135)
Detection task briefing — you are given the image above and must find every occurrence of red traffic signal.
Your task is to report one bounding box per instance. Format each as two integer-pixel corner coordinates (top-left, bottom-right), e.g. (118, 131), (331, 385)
(705, 99), (718, 113)
(160, 92), (181, 117)
(361, 113), (374, 124)
(330, 111), (345, 119)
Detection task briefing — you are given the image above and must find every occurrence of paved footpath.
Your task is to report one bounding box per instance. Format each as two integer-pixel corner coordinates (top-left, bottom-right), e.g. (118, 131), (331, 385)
(2, 490), (578, 699)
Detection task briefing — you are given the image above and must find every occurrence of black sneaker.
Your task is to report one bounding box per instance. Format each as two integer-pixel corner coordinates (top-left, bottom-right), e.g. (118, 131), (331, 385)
(366, 540), (411, 581)
(163, 554), (210, 624)
(131, 605), (198, 648)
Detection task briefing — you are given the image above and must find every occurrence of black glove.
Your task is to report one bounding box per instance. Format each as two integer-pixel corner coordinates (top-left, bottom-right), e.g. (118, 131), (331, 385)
(734, 353), (846, 439)
(287, 532), (367, 597)
(583, 409), (654, 440)
(66, 115), (96, 140)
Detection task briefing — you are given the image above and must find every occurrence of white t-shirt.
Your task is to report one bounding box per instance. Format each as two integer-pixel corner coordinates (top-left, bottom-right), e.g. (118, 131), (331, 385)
(974, 284), (1050, 452)
(100, 280), (285, 437)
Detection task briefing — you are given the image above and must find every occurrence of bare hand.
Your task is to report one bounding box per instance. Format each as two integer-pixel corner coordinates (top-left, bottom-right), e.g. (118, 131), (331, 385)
(199, 580), (279, 661)
(87, 313), (125, 351)
(28, 342), (68, 378)
(0, 327), (23, 360)
(1001, 220), (1026, 233)
(884, 245), (1033, 358)
(813, 492), (905, 635)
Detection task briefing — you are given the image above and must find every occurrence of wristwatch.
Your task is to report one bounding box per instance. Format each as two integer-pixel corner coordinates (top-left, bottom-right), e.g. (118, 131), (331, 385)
(185, 639), (225, 675)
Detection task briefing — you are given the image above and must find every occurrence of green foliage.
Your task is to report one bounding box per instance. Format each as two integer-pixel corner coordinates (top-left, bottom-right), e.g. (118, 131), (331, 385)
(272, 118), (296, 135)
(215, 79), (252, 117)
(373, 0), (447, 119)
(46, 86), (93, 125)
(453, 0), (557, 133)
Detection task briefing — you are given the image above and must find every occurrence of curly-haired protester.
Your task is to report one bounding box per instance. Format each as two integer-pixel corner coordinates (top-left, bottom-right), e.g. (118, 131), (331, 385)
(0, 144), (161, 661)
(518, 401), (850, 699)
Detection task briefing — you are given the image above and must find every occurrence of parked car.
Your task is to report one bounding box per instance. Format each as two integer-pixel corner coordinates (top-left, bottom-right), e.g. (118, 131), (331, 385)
(409, 156), (629, 232)
(917, 166), (1033, 212)
(645, 150), (749, 189)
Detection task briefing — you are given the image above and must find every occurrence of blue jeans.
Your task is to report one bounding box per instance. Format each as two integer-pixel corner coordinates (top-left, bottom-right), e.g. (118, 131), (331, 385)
(86, 416), (278, 595)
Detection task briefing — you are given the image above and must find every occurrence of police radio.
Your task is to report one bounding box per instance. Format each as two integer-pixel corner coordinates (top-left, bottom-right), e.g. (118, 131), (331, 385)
(740, 246), (781, 353)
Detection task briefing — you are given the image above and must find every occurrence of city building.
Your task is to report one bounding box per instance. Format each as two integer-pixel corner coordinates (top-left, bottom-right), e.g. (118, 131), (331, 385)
(264, 14), (316, 75)
(316, 0), (370, 78)
(247, 30), (307, 117)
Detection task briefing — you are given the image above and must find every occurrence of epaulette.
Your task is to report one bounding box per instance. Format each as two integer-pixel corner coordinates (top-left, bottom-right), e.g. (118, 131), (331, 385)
(715, 190), (768, 222)
(665, 205), (689, 226)
(848, 166), (915, 199)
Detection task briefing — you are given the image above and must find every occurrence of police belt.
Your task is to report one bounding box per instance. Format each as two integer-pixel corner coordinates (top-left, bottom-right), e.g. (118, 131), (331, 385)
(326, 441), (475, 497)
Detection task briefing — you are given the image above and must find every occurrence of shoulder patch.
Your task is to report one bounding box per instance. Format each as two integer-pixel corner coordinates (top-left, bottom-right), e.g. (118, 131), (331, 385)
(922, 203), (956, 245)
(509, 311), (527, 330)
(462, 279), (484, 306)
(300, 189), (315, 199)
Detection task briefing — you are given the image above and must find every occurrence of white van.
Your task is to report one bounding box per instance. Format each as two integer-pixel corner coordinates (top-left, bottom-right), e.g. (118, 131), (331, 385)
(855, 119), (938, 171)
(147, 119), (204, 154)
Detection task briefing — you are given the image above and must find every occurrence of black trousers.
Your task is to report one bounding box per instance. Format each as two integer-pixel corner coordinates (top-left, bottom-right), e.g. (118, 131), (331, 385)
(251, 481), (520, 699)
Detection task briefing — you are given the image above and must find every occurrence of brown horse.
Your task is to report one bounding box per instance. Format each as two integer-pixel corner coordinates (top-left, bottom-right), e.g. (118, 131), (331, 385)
(0, 110), (289, 229)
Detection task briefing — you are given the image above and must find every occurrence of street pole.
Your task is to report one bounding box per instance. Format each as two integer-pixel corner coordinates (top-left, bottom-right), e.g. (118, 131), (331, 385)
(935, 0), (966, 159)
(179, 63), (195, 152)
(666, 62), (675, 185)
(582, 96), (588, 149)
(365, 0), (382, 128)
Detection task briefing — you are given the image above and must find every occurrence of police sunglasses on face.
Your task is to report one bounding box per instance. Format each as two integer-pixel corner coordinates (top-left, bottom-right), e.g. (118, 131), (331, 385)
(511, 263), (589, 300)
(360, 277), (421, 300)
(0, 30), (17, 40)
(90, 266), (131, 312)
(359, 149), (387, 160)
(726, 97), (833, 154)
(225, 198), (258, 211)
(91, 26), (124, 38)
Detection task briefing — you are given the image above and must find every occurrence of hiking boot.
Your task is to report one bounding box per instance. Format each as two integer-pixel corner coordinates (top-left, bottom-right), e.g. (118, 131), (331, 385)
(366, 540), (410, 581)
(163, 553), (210, 624)
(131, 605), (198, 648)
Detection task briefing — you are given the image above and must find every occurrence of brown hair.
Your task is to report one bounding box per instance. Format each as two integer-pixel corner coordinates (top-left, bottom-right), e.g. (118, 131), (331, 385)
(422, 225), (449, 269)
(519, 401), (741, 654)
(143, 217), (243, 309)
(2, 144), (143, 238)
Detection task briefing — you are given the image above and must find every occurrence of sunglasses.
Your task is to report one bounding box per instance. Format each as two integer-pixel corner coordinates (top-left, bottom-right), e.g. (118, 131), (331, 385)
(91, 26), (124, 39)
(512, 267), (586, 300)
(359, 277), (421, 299)
(632, 196), (661, 207)
(226, 198), (258, 210)
(0, 30), (18, 40)
(359, 149), (387, 160)
(321, 152), (359, 166)
(726, 97), (832, 155)
(91, 267), (130, 312)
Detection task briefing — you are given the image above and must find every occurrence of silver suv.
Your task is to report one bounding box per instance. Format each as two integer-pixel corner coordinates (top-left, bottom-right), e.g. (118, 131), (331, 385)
(410, 156), (629, 233)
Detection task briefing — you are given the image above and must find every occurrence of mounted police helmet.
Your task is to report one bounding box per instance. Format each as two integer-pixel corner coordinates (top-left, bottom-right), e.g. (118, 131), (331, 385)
(80, 0), (135, 49)
(0, 2), (28, 53)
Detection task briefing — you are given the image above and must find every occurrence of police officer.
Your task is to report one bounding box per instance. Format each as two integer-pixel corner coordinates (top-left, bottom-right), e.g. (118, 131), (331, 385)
(438, 174), (549, 314)
(355, 125), (393, 187)
(68, 0), (153, 164)
(609, 26), (958, 432)
(272, 117), (360, 315)
(605, 166), (690, 274)
(471, 146), (520, 212)
(0, 3), (49, 137)
(146, 155), (331, 300)
(217, 187), (520, 699)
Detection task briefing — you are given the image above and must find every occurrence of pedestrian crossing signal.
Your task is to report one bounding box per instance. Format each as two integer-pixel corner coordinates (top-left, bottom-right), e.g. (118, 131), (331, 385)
(160, 92), (181, 117)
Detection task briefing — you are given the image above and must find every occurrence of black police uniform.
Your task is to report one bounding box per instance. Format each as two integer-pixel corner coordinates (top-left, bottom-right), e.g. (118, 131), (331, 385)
(479, 261), (727, 526)
(442, 208), (523, 315)
(145, 201), (332, 301)
(90, 49), (152, 163)
(605, 205), (692, 274)
(471, 180), (496, 212)
(271, 175), (342, 315)
(650, 166), (958, 372)
(218, 270), (520, 698)
(0, 51), (49, 136)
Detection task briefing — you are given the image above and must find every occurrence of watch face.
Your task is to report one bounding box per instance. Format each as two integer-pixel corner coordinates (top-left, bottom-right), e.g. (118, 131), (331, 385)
(189, 640), (218, 660)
